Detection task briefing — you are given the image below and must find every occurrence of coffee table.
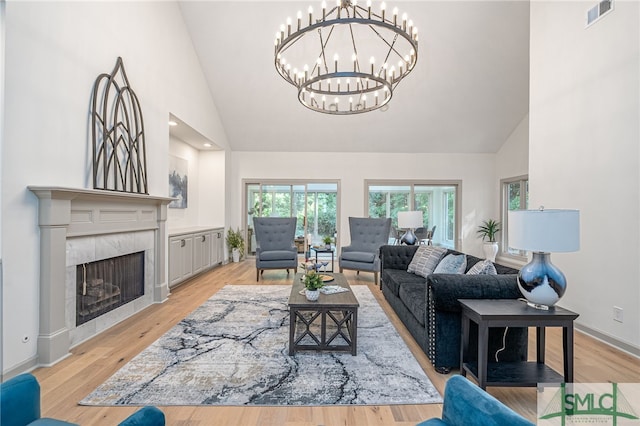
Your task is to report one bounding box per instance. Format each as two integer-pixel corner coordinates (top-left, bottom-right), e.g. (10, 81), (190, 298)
(288, 273), (359, 355)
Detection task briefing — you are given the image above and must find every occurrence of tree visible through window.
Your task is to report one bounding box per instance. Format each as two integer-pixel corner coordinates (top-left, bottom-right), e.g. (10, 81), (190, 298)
(368, 186), (410, 228)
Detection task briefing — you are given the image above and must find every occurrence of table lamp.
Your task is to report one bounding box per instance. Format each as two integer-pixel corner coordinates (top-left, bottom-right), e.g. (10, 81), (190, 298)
(508, 207), (580, 309)
(397, 211), (423, 245)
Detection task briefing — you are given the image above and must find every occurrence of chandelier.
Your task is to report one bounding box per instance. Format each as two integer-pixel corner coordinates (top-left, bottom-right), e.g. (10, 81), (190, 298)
(274, 0), (419, 115)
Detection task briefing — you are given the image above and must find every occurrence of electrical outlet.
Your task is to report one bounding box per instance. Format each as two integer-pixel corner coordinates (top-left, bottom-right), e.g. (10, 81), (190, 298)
(613, 306), (623, 323)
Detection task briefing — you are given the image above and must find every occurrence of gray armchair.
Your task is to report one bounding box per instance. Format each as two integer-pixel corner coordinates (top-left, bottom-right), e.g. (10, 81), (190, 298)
(253, 217), (298, 281)
(339, 217), (391, 284)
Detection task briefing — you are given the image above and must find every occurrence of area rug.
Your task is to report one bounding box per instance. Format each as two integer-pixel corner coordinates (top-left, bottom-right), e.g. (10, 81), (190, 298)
(80, 285), (442, 406)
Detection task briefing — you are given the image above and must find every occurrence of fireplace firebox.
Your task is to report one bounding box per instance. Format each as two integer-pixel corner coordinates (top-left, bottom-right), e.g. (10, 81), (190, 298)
(76, 252), (145, 326)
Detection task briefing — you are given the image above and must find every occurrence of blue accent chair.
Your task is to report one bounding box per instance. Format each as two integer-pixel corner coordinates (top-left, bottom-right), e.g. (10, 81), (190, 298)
(0, 373), (165, 426)
(417, 375), (533, 426)
(253, 217), (298, 281)
(339, 217), (391, 285)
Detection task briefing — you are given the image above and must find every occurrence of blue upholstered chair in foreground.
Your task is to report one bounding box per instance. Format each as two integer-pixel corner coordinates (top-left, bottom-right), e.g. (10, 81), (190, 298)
(339, 217), (391, 285)
(253, 217), (298, 281)
(417, 375), (533, 426)
(0, 373), (165, 426)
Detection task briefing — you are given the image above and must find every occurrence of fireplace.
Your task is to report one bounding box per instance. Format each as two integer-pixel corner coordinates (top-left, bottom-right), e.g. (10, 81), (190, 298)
(76, 252), (145, 326)
(66, 230), (157, 346)
(29, 186), (173, 366)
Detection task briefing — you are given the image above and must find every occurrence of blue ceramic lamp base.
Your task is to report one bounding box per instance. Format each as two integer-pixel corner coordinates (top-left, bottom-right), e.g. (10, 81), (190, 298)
(401, 229), (418, 245)
(517, 252), (567, 310)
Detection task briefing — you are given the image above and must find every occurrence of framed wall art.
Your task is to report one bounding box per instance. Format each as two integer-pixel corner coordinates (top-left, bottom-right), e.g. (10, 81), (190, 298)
(168, 155), (188, 208)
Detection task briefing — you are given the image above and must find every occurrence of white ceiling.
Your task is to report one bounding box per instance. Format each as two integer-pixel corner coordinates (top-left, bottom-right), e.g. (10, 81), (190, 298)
(169, 113), (223, 150)
(178, 1), (530, 153)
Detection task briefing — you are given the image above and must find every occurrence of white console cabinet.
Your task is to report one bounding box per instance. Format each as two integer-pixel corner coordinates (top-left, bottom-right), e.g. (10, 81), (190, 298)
(212, 229), (224, 265)
(169, 227), (224, 288)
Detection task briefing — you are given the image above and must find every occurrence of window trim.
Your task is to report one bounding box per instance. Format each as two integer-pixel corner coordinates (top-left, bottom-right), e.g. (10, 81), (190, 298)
(500, 175), (528, 260)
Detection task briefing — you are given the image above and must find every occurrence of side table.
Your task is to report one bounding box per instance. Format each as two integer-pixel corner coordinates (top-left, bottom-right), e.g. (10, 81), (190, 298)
(309, 246), (334, 272)
(459, 299), (579, 390)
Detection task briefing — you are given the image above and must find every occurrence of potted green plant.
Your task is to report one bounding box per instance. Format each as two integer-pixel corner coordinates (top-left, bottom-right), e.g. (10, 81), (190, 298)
(226, 227), (245, 262)
(477, 219), (500, 261)
(322, 235), (332, 249)
(303, 270), (324, 301)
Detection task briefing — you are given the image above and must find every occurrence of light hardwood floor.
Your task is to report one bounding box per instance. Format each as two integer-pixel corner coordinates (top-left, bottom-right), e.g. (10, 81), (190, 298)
(32, 260), (640, 425)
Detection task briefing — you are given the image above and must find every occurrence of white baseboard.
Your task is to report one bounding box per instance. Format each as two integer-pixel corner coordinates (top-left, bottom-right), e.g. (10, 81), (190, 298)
(576, 323), (640, 359)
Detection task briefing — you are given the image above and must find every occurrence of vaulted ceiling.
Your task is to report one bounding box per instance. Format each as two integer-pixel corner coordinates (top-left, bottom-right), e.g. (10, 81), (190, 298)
(178, 1), (530, 153)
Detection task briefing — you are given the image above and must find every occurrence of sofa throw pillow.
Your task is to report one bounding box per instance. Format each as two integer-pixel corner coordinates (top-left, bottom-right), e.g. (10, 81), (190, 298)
(407, 246), (448, 278)
(433, 254), (467, 274)
(466, 259), (498, 275)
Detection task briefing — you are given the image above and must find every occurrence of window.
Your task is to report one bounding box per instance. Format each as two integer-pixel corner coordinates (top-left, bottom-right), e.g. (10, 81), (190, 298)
(368, 185), (410, 228)
(501, 176), (529, 257)
(244, 181), (339, 256)
(414, 187), (433, 229)
(443, 190), (455, 243)
(366, 180), (461, 249)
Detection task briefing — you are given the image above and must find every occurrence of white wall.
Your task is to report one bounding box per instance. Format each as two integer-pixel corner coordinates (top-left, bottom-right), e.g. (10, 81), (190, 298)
(530, 1), (640, 352)
(230, 152), (498, 257)
(496, 114), (529, 186)
(0, 0), (4, 262)
(2, 1), (228, 374)
(198, 150), (226, 233)
(0, 0), (5, 374)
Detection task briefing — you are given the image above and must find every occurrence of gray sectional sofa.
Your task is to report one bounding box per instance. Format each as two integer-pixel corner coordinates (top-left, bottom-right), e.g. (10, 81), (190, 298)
(380, 245), (528, 373)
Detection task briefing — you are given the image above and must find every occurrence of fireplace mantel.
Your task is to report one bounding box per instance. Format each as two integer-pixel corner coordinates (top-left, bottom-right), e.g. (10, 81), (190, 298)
(28, 185), (174, 202)
(28, 186), (173, 366)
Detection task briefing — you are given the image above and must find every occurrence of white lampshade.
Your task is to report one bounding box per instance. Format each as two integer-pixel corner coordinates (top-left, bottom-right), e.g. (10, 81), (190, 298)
(398, 211), (423, 229)
(508, 209), (580, 253)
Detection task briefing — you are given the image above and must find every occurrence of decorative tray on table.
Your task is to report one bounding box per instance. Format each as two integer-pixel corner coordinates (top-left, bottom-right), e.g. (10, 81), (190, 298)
(299, 274), (334, 282)
(318, 274), (334, 282)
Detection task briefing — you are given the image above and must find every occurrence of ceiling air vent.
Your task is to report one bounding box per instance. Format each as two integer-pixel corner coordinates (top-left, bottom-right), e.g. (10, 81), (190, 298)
(586, 0), (613, 27)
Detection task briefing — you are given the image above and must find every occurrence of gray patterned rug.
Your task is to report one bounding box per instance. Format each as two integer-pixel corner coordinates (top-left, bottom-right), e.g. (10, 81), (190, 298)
(80, 285), (442, 406)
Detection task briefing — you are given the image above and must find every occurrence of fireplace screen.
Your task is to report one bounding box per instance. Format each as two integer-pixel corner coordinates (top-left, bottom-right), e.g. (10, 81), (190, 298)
(76, 252), (145, 326)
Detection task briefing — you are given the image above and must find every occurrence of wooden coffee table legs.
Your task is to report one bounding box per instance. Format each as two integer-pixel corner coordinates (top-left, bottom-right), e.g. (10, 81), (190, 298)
(289, 307), (358, 355)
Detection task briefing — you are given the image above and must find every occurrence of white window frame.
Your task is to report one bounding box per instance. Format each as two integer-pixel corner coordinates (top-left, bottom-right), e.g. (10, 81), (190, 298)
(500, 175), (528, 259)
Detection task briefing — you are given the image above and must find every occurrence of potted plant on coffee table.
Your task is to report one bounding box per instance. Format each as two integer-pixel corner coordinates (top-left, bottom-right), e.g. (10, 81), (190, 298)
(477, 219), (500, 262)
(303, 270), (324, 301)
(226, 227), (245, 262)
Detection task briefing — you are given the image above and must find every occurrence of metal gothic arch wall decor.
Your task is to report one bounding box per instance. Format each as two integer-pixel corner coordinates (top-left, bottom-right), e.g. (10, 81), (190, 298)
(91, 57), (148, 194)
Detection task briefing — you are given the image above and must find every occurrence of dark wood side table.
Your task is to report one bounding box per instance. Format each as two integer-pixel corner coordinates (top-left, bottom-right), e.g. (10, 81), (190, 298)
(459, 299), (579, 390)
(288, 273), (359, 355)
(309, 246), (335, 272)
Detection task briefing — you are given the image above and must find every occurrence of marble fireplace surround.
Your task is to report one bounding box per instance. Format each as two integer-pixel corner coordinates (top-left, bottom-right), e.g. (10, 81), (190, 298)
(29, 186), (173, 366)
